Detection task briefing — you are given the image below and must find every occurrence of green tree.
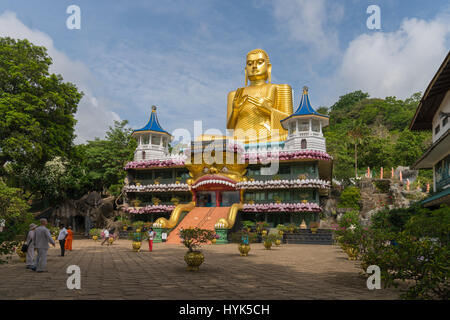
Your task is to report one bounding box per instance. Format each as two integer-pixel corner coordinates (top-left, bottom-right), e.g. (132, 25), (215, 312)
(0, 37), (83, 174)
(0, 179), (35, 263)
(82, 120), (137, 194)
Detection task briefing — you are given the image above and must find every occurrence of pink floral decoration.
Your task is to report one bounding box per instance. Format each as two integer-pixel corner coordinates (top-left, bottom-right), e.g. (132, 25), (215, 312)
(124, 205), (175, 214)
(242, 202), (322, 213)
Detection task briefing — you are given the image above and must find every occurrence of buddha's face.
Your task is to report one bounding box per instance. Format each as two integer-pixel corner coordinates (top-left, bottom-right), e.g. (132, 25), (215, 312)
(246, 52), (269, 81)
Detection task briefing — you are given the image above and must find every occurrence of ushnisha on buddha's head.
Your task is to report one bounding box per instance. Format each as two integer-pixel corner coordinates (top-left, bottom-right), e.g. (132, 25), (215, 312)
(245, 48), (272, 85)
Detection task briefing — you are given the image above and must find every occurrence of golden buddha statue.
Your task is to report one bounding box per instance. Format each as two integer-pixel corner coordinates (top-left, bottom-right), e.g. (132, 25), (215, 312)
(227, 49), (293, 143)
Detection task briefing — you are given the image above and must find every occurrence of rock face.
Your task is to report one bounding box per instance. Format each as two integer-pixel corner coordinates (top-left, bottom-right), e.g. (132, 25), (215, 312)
(39, 192), (118, 235)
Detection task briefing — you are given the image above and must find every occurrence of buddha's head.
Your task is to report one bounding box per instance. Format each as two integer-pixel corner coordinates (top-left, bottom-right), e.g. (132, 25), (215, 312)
(245, 49), (271, 85)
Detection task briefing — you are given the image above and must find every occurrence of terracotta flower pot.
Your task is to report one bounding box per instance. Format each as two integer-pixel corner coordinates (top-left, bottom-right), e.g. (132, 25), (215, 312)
(211, 238), (217, 244)
(184, 251), (204, 271)
(275, 239), (281, 246)
(92, 235), (98, 241)
(238, 244), (250, 256)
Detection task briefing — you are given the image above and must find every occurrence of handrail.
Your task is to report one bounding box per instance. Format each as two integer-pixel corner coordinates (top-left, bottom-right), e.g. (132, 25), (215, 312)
(154, 201), (195, 229)
(215, 203), (243, 229)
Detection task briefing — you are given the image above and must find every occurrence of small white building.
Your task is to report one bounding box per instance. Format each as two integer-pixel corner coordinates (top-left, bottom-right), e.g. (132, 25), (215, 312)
(410, 51), (450, 207)
(280, 86), (329, 152)
(132, 106), (172, 161)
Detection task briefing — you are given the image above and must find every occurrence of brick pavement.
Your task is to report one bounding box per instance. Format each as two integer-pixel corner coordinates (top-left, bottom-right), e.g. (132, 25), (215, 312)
(0, 239), (402, 299)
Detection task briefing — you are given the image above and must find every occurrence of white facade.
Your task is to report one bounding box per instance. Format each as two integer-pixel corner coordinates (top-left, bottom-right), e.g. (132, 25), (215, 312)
(133, 132), (171, 161)
(283, 117), (327, 152)
(432, 90), (450, 143)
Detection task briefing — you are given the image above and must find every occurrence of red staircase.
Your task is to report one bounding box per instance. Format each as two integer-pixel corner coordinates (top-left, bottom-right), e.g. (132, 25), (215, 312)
(166, 207), (230, 244)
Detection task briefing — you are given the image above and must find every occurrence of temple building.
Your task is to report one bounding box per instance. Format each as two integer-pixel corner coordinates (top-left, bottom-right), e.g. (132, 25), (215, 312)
(123, 49), (333, 243)
(410, 51), (450, 207)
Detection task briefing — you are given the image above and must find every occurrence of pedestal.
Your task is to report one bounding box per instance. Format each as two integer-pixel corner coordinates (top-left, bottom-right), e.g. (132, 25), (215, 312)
(215, 228), (228, 244)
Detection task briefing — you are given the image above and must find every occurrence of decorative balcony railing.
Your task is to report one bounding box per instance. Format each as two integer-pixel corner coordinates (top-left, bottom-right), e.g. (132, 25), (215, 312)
(124, 183), (189, 192)
(242, 202), (321, 213)
(237, 178), (330, 190)
(124, 205), (176, 214)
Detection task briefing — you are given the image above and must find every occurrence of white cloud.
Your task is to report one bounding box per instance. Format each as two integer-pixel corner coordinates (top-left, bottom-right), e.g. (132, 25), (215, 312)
(0, 11), (120, 143)
(334, 15), (450, 100)
(272, 0), (343, 56)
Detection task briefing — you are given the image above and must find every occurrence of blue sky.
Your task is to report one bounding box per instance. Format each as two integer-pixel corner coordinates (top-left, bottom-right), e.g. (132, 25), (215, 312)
(0, 0), (449, 143)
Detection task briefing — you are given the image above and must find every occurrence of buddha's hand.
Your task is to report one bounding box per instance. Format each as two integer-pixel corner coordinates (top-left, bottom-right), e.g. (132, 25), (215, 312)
(233, 88), (247, 110)
(246, 96), (272, 114)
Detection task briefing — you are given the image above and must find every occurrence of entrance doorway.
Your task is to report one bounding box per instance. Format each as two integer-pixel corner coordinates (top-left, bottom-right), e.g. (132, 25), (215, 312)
(197, 191), (216, 207)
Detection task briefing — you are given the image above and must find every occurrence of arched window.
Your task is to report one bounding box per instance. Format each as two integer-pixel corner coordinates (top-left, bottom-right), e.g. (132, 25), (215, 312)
(301, 139), (307, 149)
(142, 151), (146, 160)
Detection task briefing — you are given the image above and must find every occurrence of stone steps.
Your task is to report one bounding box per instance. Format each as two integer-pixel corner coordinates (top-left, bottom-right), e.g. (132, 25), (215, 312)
(283, 231), (333, 245)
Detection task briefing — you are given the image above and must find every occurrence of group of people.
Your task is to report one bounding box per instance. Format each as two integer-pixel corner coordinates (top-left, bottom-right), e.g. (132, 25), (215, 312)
(23, 219), (157, 273)
(25, 218), (73, 272)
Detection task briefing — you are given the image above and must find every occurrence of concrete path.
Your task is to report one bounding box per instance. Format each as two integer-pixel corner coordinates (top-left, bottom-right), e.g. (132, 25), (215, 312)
(0, 239), (401, 300)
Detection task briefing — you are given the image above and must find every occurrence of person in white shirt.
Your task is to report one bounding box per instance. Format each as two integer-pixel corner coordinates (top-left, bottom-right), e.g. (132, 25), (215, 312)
(148, 228), (155, 252)
(57, 224), (68, 256)
(26, 223), (37, 269)
(32, 218), (56, 272)
(101, 228), (110, 246)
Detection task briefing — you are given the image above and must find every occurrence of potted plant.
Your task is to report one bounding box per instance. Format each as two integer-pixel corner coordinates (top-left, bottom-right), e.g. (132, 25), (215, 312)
(179, 228), (216, 271)
(131, 199), (141, 207)
(262, 234), (277, 250)
(242, 220), (255, 232)
(238, 231), (251, 256)
(287, 223), (296, 233)
(310, 221), (320, 234)
(132, 221), (145, 232)
(211, 233), (219, 244)
(275, 234), (282, 246)
(171, 197), (180, 206)
(276, 224), (285, 236)
(274, 196), (282, 204)
(154, 177), (161, 185)
(152, 197), (161, 205)
(130, 231), (143, 252)
(89, 228), (101, 241)
(175, 176), (182, 184)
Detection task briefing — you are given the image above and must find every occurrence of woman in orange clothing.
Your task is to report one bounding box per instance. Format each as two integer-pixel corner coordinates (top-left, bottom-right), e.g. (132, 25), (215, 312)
(65, 226), (73, 251)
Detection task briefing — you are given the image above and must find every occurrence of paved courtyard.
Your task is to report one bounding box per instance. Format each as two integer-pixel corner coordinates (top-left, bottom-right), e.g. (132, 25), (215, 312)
(0, 239), (401, 300)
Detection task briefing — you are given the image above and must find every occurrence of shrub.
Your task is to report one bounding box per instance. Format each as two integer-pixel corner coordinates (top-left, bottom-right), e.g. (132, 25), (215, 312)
(338, 186), (361, 210)
(131, 221), (145, 230)
(89, 228), (101, 237)
(359, 229), (449, 300)
(359, 204), (450, 300)
(179, 228), (216, 252)
(241, 220), (255, 230)
(262, 233), (278, 244)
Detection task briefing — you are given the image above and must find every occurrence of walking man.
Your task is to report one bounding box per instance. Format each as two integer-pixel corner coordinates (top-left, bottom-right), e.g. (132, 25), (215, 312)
(148, 228), (155, 252)
(101, 228), (110, 246)
(57, 224), (68, 256)
(32, 218), (55, 272)
(26, 223), (37, 269)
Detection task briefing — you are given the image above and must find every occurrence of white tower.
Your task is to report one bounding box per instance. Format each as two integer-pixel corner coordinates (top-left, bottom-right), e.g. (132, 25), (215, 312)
(280, 86), (329, 152)
(132, 105), (172, 161)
